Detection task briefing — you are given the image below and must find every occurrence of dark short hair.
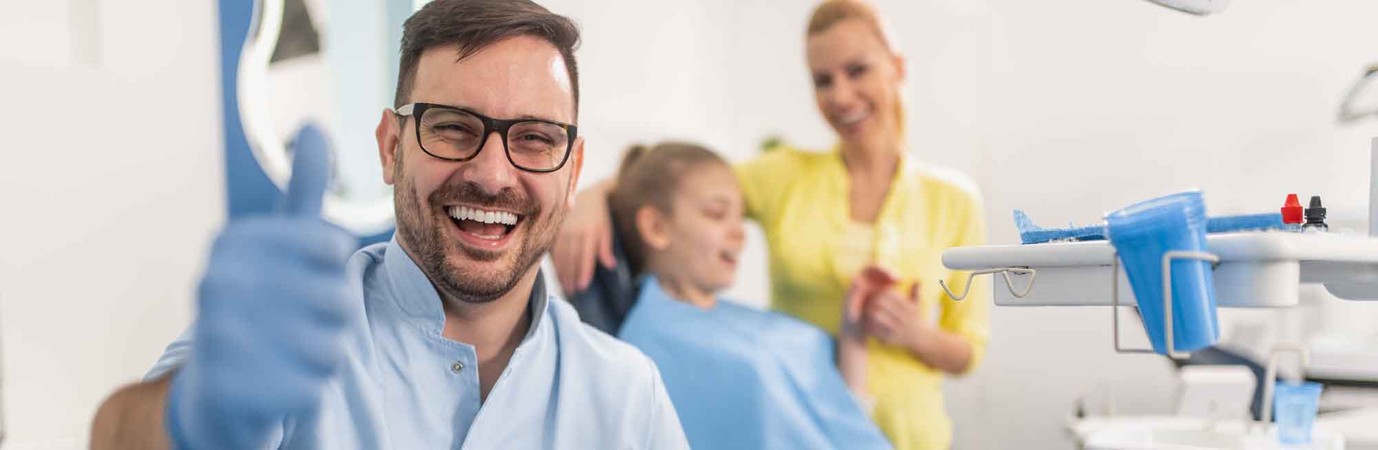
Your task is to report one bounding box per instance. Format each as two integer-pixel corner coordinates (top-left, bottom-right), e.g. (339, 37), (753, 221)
(395, 0), (581, 117)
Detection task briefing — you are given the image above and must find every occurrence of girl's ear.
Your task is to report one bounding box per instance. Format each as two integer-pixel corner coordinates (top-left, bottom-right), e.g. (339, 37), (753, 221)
(636, 205), (672, 251)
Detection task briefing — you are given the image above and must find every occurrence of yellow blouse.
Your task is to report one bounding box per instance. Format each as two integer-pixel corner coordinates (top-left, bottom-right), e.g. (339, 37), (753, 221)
(735, 145), (989, 450)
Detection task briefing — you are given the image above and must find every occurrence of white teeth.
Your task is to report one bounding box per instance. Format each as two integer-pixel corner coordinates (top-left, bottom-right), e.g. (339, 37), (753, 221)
(838, 110), (866, 125)
(447, 206), (520, 226)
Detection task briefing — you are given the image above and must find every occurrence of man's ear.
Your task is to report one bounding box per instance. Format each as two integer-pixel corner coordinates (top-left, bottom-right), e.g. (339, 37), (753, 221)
(376, 108), (400, 185)
(636, 205), (671, 251)
(564, 137), (585, 208)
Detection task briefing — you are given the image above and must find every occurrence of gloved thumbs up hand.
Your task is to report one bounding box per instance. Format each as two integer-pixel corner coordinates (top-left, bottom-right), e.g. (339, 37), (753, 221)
(281, 123), (330, 218)
(167, 124), (358, 449)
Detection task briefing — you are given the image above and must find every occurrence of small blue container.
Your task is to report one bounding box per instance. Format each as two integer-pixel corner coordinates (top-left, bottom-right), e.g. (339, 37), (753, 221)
(1274, 381), (1323, 445)
(1105, 191), (1220, 354)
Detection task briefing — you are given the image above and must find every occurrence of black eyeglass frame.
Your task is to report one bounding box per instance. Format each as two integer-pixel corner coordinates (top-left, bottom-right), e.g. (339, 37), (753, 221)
(394, 102), (578, 173)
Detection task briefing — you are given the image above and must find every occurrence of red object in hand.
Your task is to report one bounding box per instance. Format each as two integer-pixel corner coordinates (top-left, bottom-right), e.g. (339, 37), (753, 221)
(1281, 194), (1304, 224)
(847, 266), (898, 317)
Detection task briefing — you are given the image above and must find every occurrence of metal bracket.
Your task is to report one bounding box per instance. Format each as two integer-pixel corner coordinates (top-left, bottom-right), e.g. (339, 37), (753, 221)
(938, 267), (1036, 301)
(1112, 250), (1220, 360)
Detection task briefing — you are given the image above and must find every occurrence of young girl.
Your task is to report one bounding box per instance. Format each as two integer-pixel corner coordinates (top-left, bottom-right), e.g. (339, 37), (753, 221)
(608, 142), (890, 450)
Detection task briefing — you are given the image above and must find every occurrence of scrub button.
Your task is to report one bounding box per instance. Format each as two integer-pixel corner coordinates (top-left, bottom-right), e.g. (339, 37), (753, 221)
(451, 361), (465, 373)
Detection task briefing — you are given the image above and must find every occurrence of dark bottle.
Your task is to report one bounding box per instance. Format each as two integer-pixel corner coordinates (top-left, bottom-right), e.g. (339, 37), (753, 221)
(1303, 195), (1328, 232)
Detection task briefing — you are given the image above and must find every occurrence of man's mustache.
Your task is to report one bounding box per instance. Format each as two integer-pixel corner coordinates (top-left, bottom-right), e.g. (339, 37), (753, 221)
(429, 182), (538, 216)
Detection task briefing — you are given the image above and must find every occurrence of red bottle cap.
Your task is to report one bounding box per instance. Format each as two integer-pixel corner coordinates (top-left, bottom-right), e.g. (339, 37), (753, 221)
(1281, 194), (1303, 224)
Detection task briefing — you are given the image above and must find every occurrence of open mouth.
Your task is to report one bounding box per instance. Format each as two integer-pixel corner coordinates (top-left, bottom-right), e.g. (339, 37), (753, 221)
(837, 109), (868, 125)
(833, 108), (870, 132)
(445, 205), (524, 249)
(719, 249), (739, 266)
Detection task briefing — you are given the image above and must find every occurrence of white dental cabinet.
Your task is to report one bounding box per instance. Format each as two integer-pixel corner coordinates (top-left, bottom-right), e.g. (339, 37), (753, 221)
(938, 139), (1378, 449)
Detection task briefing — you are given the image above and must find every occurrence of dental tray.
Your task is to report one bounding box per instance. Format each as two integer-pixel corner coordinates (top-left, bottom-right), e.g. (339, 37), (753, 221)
(942, 232), (1378, 308)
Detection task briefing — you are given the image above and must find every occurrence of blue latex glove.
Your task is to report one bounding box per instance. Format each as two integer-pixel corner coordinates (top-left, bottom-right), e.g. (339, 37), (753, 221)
(167, 125), (357, 449)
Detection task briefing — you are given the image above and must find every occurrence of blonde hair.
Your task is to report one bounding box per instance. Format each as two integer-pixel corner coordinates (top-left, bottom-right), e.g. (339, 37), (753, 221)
(807, 0), (896, 50)
(608, 142), (730, 274)
(806, 0), (907, 143)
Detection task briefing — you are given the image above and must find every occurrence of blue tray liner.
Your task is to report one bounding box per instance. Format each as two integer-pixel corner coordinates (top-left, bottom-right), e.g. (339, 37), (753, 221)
(1014, 210), (1285, 245)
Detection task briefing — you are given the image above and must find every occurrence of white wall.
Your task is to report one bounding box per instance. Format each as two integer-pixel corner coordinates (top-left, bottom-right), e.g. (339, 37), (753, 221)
(543, 0), (999, 306)
(4, 0), (1378, 448)
(0, 0), (220, 447)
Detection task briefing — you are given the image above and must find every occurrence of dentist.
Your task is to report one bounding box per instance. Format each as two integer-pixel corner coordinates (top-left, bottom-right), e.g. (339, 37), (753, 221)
(91, 1), (687, 448)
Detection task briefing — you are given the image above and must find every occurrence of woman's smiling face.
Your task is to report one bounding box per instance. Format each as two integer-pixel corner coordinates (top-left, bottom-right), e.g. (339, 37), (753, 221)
(807, 18), (905, 153)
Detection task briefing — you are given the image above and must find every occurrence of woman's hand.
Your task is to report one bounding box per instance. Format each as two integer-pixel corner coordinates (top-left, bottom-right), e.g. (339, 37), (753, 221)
(842, 266), (898, 336)
(861, 278), (976, 374)
(551, 180), (617, 295)
(862, 283), (929, 350)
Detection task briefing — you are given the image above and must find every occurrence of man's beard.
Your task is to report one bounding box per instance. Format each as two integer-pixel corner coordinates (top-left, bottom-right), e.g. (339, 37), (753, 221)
(393, 170), (562, 305)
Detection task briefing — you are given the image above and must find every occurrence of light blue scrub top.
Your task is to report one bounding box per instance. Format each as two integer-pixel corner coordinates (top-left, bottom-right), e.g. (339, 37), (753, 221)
(148, 239), (688, 449)
(618, 276), (891, 450)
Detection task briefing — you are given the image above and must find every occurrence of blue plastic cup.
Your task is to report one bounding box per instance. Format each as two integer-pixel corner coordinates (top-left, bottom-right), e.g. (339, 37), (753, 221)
(1274, 381), (1322, 445)
(1105, 191), (1219, 354)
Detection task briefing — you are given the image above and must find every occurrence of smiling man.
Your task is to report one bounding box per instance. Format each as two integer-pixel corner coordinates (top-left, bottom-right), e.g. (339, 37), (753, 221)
(89, 1), (688, 448)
